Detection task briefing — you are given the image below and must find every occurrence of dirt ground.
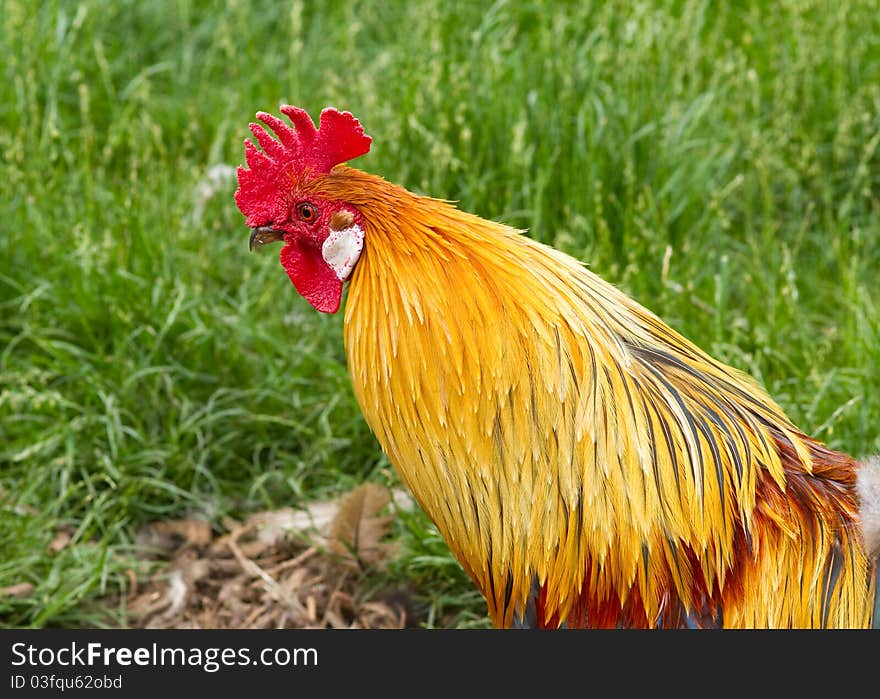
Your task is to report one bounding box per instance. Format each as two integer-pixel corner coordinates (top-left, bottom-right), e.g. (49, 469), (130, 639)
(116, 484), (422, 629)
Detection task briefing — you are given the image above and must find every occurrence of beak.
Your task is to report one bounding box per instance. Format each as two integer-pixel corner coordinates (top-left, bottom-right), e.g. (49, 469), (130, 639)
(249, 226), (285, 252)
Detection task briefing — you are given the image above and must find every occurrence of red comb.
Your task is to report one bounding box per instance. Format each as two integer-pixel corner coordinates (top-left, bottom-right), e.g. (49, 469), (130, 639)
(234, 105), (372, 226)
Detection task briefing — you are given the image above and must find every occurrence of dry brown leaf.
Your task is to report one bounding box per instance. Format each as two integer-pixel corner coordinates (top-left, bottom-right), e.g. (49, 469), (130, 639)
(125, 569), (139, 598)
(136, 519), (212, 554)
(0, 582), (34, 598)
(177, 554), (211, 587)
(48, 530), (72, 553)
(327, 483), (395, 571)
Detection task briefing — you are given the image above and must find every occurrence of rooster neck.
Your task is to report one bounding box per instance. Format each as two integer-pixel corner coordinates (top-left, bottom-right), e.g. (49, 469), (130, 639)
(338, 181), (871, 629)
(343, 197), (570, 623)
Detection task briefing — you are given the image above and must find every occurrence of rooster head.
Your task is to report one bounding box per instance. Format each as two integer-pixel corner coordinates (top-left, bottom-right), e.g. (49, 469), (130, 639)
(234, 105), (372, 313)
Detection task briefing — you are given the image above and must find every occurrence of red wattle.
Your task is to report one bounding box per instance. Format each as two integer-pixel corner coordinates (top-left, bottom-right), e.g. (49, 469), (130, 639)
(279, 240), (343, 314)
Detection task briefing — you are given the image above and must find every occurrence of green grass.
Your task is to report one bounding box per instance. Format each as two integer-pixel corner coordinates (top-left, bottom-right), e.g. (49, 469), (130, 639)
(2, 0), (879, 628)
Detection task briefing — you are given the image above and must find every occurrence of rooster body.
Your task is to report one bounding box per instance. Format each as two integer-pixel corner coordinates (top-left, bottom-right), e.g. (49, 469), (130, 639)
(235, 106), (879, 628)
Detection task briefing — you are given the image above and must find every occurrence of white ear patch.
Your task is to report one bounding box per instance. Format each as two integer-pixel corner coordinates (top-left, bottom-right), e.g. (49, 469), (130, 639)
(322, 224), (364, 281)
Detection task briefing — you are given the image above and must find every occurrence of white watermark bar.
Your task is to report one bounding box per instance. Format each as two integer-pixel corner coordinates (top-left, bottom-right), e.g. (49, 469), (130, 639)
(2, 631), (326, 692)
(10, 640), (317, 674)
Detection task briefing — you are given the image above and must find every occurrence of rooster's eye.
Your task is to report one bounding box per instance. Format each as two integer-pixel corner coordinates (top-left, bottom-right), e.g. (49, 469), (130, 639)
(296, 202), (318, 223)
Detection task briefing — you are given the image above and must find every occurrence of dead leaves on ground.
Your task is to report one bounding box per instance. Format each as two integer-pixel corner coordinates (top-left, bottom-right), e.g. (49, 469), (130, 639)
(327, 483), (397, 570)
(124, 484), (417, 629)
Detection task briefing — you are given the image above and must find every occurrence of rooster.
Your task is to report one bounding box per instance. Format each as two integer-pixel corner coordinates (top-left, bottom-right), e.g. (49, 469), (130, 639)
(234, 105), (880, 628)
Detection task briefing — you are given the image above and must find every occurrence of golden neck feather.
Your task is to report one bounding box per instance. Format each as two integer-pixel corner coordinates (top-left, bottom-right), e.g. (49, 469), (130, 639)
(315, 167), (870, 628)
